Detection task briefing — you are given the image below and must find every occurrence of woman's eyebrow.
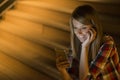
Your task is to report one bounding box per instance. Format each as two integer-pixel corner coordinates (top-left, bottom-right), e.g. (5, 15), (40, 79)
(73, 26), (77, 28)
(73, 27), (77, 29)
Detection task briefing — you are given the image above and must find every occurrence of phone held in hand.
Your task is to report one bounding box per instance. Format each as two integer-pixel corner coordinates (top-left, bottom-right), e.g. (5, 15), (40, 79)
(55, 48), (72, 68)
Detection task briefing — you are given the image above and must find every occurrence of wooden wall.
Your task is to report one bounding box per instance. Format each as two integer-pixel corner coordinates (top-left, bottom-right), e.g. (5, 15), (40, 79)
(0, 0), (119, 80)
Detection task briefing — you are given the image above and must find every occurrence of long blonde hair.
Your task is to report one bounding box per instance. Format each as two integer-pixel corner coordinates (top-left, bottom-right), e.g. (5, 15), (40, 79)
(70, 5), (103, 60)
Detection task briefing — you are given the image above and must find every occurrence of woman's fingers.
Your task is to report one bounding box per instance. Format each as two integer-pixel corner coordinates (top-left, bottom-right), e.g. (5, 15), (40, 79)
(56, 57), (68, 63)
(89, 28), (96, 42)
(56, 60), (70, 69)
(56, 61), (70, 67)
(56, 54), (68, 61)
(56, 54), (70, 69)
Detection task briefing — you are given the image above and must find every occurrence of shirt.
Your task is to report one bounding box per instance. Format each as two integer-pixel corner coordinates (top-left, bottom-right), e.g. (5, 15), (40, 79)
(68, 36), (120, 80)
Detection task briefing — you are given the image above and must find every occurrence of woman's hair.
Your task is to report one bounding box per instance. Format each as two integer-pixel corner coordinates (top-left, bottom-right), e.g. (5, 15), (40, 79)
(70, 5), (103, 60)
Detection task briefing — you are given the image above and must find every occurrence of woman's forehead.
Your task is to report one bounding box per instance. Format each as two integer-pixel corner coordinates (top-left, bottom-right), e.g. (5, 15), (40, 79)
(72, 19), (91, 28)
(72, 19), (83, 27)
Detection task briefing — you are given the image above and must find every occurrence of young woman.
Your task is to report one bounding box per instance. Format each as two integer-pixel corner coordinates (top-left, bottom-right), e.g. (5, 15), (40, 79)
(56, 5), (120, 80)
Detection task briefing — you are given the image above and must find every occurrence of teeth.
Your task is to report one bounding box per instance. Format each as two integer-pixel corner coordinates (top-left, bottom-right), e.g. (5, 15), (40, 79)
(79, 36), (84, 38)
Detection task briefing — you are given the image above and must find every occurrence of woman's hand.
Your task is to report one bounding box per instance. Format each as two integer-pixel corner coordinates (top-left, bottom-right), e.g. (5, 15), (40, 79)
(56, 54), (70, 71)
(82, 28), (96, 48)
(56, 54), (73, 80)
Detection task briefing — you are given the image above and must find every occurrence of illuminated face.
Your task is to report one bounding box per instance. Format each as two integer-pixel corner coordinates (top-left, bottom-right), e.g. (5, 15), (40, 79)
(73, 19), (92, 42)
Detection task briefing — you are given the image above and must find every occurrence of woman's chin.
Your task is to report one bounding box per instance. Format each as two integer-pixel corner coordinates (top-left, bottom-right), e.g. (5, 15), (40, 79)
(78, 36), (87, 43)
(78, 37), (86, 43)
(80, 39), (85, 43)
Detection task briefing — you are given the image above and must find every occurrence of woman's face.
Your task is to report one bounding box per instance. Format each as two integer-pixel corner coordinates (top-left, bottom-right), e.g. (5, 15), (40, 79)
(73, 19), (92, 43)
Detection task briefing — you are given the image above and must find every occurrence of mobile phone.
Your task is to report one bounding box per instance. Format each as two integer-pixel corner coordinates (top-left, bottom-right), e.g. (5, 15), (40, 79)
(55, 48), (71, 68)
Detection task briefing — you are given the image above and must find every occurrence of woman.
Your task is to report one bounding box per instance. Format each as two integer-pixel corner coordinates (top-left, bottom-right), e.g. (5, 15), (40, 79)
(56, 5), (120, 80)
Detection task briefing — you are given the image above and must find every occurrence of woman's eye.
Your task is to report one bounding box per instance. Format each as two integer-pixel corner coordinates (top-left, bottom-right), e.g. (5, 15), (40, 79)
(82, 27), (87, 29)
(73, 27), (77, 29)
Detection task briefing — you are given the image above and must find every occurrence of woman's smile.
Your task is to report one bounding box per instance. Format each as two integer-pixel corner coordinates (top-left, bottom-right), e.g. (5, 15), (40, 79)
(73, 19), (91, 42)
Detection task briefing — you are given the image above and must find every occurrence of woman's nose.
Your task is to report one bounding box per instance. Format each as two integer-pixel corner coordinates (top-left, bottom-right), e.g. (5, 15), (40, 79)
(74, 29), (84, 34)
(78, 29), (83, 34)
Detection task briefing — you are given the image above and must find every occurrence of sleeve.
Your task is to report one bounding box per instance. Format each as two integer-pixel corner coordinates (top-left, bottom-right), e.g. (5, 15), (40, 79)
(110, 44), (120, 79)
(85, 39), (114, 80)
